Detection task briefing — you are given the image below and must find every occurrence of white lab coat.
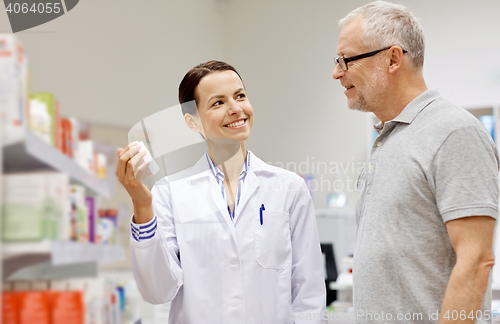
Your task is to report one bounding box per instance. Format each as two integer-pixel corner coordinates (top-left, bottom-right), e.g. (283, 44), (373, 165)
(130, 151), (327, 324)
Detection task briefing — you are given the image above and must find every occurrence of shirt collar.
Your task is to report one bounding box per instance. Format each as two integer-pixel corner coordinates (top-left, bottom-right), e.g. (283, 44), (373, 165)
(392, 90), (441, 124)
(373, 89), (441, 134)
(206, 151), (250, 182)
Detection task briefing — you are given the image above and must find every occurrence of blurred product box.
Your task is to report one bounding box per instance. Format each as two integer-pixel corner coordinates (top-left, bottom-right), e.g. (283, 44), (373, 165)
(29, 97), (52, 144)
(85, 196), (100, 243)
(96, 153), (107, 180)
(69, 185), (88, 243)
(51, 291), (84, 324)
(0, 34), (30, 144)
(78, 140), (95, 174)
(30, 92), (59, 148)
(479, 114), (495, 142)
(2, 290), (83, 324)
(98, 209), (118, 245)
(2, 172), (69, 241)
(3, 278), (139, 324)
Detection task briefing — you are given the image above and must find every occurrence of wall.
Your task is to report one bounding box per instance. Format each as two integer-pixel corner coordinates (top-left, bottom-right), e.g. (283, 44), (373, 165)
(0, 0), (226, 126)
(222, 0), (500, 209)
(2, 0), (500, 209)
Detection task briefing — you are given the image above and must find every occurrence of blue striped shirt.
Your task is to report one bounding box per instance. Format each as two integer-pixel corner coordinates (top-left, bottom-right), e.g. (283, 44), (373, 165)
(205, 151), (249, 220)
(131, 215), (157, 242)
(131, 151), (250, 242)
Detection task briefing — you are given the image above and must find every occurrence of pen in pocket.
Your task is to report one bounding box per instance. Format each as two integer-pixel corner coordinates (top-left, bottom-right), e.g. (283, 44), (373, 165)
(260, 204), (265, 225)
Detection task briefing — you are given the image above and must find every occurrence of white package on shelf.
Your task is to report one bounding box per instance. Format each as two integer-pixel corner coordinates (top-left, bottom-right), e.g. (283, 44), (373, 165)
(0, 34), (29, 144)
(2, 172), (69, 241)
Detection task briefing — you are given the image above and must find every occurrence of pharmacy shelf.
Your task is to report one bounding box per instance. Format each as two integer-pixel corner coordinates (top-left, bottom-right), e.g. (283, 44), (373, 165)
(316, 208), (355, 218)
(2, 241), (125, 279)
(329, 273), (353, 291)
(2, 130), (110, 197)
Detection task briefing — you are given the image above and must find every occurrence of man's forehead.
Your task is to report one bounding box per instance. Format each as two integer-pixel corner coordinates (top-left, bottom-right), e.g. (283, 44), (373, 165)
(337, 18), (364, 55)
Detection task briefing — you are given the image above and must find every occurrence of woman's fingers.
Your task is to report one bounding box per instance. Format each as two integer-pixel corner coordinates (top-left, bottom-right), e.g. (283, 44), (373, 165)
(116, 142), (141, 179)
(123, 151), (147, 185)
(116, 147), (132, 179)
(134, 159), (151, 181)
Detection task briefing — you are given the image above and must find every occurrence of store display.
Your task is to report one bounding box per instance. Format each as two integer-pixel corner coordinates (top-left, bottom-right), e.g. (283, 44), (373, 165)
(1, 33), (127, 324)
(29, 98), (52, 144)
(2, 278), (124, 324)
(30, 93), (58, 147)
(2, 172), (69, 241)
(0, 34), (29, 144)
(96, 153), (107, 180)
(479, 115), (495, 142)
(85, 196), (100, 243)
(99, 209), (118, 245)
(327, 192), (348, 208)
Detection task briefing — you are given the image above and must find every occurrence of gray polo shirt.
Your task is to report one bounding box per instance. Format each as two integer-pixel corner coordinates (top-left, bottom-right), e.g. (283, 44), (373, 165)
(354, 90), (499, 323)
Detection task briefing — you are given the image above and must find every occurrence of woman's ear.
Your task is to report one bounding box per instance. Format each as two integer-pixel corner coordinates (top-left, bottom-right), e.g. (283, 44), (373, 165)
(185, 113), (202, 133)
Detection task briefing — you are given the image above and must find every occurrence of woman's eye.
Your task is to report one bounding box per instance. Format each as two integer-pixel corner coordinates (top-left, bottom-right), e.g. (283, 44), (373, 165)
(236, 93), (246, 100)
(212, 100), (223, 107)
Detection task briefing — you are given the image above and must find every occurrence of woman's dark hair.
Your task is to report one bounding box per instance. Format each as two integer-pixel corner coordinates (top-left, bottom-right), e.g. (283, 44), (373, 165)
(178, 60), (242, 115)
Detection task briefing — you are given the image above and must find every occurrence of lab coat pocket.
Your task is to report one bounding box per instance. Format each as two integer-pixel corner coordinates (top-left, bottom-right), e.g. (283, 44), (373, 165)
(254, 211), (291, 270)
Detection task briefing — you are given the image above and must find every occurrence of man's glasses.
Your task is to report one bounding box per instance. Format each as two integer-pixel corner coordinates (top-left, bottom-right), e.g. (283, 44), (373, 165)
(335, 45), (408, 72)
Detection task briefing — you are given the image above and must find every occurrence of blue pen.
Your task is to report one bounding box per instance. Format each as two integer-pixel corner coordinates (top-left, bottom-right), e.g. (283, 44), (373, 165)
(260, 204), (265, 225)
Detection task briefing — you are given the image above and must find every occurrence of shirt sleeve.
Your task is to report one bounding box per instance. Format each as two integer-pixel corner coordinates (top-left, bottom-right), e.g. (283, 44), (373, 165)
(130, 215), (157, 242)
(289, 175), (327, 324)
(429, 125), (499, 222)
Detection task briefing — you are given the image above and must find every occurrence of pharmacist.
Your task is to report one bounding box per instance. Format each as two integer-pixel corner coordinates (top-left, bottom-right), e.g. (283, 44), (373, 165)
(116, 61), (326, 324)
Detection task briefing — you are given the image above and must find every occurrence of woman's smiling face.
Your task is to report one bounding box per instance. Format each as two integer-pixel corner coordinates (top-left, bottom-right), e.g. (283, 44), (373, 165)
(194, 70), (254, 143)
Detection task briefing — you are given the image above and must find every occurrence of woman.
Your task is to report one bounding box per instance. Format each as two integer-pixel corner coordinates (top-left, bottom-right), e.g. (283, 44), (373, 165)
(116, 61), (326, 324)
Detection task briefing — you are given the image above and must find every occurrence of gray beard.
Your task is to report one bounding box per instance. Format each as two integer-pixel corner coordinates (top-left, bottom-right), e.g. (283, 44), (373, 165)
(347, 64), (387, 113)
(348, 94), (375, 113)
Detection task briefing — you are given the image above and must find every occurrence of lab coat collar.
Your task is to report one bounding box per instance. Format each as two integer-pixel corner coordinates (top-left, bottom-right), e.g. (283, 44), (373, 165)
(185, 151), (277, 225)
(178, 150), (277, 181)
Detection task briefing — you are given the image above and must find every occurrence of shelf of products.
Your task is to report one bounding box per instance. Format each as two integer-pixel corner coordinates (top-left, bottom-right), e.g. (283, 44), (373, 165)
(2, 241), (125, 280)
(0, 32), (130, 324)
(3, 241), (124, 265)
(316, 208), (355, 218)
(3, 130), (110, 198)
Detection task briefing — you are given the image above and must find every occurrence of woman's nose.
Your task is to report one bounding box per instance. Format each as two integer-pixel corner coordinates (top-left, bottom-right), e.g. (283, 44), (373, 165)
(227, 100), (243, 114)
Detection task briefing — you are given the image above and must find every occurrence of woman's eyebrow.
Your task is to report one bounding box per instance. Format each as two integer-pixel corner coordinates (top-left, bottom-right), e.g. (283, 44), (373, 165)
(207, 94), (224, 103)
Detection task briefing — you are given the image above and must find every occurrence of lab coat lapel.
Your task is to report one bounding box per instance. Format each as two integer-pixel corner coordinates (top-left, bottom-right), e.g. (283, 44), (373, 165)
(233, 169), (260, 224)
(208, 176), (239, 242)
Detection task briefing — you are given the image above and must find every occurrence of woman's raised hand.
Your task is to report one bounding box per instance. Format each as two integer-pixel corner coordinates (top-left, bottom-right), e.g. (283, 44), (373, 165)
(116, 142), (153, 220)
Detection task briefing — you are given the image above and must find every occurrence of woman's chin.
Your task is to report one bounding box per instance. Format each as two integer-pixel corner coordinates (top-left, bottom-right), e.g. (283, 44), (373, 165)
(208, 137), (247, 145)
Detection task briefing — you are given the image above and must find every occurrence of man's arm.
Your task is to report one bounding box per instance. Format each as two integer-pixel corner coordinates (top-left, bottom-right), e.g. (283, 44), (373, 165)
(440, 216), (495, 323)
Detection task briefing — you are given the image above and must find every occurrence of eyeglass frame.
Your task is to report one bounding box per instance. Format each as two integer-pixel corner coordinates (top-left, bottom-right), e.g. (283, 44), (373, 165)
(335, 45), (408, 72)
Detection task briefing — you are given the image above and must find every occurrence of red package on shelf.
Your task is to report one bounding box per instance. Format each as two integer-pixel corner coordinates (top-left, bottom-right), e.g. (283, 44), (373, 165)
(18, 291), (51, 324)
(2, 292), (20, 324)
(51, 291), (84, 324)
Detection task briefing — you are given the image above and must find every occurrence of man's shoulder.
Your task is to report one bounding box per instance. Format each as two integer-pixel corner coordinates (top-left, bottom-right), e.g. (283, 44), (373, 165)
(420, 98), (484, 133)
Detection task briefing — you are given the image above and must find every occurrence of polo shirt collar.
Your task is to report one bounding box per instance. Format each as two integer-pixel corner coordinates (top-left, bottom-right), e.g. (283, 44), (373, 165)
(392, 89), (441, 124)
(374, 90), (441, 134)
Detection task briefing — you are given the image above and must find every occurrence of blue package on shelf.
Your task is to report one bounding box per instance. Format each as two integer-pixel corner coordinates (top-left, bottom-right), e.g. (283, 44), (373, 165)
(479, 115), (495, 142)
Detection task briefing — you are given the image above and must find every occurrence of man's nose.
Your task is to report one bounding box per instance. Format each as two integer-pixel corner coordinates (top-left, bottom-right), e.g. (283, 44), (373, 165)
(332, 63), (345, 80)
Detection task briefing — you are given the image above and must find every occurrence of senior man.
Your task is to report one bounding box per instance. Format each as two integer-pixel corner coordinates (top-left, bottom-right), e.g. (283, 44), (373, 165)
(332, 1), (499, 323)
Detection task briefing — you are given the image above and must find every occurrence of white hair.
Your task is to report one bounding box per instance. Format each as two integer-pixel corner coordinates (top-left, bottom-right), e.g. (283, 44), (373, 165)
(339, 1), (425, 70)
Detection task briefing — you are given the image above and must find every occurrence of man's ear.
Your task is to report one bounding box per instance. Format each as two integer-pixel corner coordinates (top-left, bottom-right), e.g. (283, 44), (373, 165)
(185, 113), (202, 132)
(388, 46), (404, 74)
